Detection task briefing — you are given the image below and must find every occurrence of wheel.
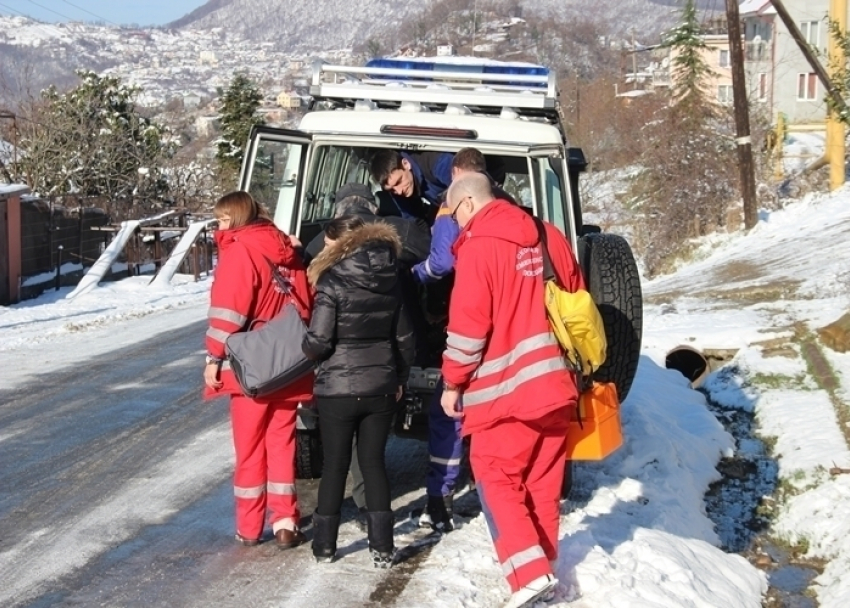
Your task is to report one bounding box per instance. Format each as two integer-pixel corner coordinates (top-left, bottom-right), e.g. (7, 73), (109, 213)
(295, 428), (323, 479)
(561, 459), (574, 500)
(578, 232), (643, 402)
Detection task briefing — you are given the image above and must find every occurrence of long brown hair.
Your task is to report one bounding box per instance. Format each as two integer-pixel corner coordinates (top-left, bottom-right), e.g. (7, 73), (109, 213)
(324, 215), (366, 240)
(213, 191), (271, 229)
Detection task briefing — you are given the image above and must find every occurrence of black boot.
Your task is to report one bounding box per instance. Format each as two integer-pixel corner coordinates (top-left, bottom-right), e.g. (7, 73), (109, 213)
(425, 494), (454, 532)
(366, 511), (396, 569)
(311, 511), (340, 563)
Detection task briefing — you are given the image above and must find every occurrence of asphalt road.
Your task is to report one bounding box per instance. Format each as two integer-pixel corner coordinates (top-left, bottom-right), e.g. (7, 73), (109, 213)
(0, 318), (447, 608)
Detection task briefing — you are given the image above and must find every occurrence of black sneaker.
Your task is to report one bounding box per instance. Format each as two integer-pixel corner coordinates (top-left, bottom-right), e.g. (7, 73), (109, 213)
(425, 494), (454, 533)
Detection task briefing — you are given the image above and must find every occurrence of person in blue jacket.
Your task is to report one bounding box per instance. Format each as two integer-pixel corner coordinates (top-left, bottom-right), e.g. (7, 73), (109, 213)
(369, 149), (454, 224)
(413, 147), (507, 532)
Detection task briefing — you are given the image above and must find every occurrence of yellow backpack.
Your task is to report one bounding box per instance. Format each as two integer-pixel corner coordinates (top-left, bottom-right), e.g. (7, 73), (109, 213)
(536, 220), (607, 378)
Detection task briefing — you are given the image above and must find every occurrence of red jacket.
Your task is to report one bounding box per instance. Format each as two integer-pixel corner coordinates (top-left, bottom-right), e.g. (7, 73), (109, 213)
(442, 200), (585, 435)
(204, 220), (314, 402)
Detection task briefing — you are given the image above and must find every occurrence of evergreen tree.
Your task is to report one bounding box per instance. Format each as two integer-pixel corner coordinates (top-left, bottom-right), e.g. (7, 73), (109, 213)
(663, 0), (717, 125)
(627, 0), (738, 276)
(19, 70), (172, 217)
(216, 73), (264, 180)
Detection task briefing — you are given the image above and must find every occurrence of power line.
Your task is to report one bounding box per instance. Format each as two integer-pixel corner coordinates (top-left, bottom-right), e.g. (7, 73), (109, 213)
(26, 0), (76, 22)
(61, 0), (119, 26)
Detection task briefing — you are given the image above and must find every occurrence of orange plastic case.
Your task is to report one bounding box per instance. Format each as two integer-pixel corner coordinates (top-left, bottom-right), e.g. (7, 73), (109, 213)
(566, 382), (623, 460)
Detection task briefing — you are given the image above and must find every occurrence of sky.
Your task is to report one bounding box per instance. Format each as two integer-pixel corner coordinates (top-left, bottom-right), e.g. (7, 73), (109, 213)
(2, 184), (850, 605)
(0, 0), (207, 27)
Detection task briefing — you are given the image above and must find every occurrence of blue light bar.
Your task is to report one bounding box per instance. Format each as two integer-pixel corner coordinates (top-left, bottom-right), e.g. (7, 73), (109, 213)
(365, 57), (549, 87)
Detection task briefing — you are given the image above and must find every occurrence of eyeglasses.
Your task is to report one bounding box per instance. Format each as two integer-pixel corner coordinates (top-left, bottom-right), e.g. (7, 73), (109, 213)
(449, 196), (468, 222)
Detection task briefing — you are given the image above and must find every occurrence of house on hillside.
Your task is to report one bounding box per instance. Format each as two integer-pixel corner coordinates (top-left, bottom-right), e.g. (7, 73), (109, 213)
(740, 0), (829, 126)
(276, 91), (302, 109)
(671, 33), (734, 105)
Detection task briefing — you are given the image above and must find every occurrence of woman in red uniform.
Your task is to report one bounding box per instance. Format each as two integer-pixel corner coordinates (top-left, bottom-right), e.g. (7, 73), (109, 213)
(203, 191), (313, 548)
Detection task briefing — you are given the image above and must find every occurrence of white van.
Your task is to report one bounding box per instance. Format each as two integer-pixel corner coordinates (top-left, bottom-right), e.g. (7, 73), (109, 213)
(238, 58), (642, 485)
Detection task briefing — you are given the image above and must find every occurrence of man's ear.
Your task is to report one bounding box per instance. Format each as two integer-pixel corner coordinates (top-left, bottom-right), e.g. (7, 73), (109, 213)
(401, 158), (411, 172)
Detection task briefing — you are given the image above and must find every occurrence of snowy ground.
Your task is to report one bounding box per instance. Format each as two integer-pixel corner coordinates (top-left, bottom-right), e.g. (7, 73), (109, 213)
(2, 187), (850, 606)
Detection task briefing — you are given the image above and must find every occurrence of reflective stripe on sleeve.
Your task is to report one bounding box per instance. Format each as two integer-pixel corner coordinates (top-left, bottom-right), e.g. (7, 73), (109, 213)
(208, 306), (247, 326)
(424, 259), (440, 279)
(463, 356), (566, 407)
(446, 331), (486, 353)
(444, 347), (482, 366)
(206, 327), (231, 344)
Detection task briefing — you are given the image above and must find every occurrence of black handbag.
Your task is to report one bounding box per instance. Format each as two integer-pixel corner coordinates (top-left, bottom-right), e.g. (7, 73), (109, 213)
(225, 259), (315, 398)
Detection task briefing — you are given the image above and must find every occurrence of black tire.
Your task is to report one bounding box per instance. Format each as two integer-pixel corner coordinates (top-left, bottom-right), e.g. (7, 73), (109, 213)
(295, 429), (323, 479)
(579, 232), (643, 402)
(561, 459), (574, 500)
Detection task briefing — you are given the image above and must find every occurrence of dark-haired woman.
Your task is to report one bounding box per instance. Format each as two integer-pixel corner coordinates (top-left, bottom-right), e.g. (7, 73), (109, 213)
(302, 215), (415, 568)
(204, 191), (313, 549)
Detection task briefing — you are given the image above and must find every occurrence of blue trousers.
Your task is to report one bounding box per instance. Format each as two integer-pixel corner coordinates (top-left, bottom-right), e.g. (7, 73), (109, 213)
(426, 381), (465, 497)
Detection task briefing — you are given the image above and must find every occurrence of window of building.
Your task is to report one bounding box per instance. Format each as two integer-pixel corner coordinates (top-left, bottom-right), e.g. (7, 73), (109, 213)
(758, 73), (768, 101)
(719, 49), (730, 68)
(797, 73), (817, 100)
(800, 21), (820, 47)
(717, 84), (733, 104)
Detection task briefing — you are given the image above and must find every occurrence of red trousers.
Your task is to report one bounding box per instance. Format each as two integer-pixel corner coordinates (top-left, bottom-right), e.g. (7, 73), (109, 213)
(470, 406), (570, 592)
(229, 395), (300, 539)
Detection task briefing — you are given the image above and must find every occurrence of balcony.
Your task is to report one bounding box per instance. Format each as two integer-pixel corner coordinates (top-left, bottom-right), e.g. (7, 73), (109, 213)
(745, 41), (769, 62)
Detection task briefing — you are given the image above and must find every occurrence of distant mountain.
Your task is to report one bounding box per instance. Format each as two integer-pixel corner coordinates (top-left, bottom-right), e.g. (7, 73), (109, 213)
(169, 0), (721, 52)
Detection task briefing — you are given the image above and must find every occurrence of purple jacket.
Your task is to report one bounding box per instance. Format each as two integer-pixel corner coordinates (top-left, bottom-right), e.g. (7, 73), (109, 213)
(413, 204), (460, 283)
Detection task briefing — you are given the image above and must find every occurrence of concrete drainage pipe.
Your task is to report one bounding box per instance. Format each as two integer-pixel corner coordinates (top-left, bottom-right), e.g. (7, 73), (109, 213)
(665, 345), (709, 388)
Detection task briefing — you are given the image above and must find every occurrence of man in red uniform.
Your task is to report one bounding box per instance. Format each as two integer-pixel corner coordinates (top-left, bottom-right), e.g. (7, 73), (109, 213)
(440, 172), (584, 608)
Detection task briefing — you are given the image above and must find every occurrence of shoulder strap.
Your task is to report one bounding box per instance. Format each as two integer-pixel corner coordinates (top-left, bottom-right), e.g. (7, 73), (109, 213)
(533, 217), (557, 284)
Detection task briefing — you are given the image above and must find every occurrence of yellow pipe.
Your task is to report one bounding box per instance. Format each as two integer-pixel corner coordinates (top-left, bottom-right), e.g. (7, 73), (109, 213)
(828, 0), (847, 190)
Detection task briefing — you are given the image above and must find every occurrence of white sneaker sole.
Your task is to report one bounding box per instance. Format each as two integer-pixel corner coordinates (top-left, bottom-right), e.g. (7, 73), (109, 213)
(503, 575), (558, 608)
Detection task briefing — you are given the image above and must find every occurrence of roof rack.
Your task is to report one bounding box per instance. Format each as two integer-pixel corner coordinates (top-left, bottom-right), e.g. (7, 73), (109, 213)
(309, 59), (560, 114)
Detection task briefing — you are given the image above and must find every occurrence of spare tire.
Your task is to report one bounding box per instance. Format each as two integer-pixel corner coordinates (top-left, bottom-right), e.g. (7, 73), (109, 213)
(295, 429), (323, 479)
(579, 232), (643, 402)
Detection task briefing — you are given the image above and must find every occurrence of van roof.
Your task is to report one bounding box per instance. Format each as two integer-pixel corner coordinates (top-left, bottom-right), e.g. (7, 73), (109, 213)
(297, 109), (564, 146)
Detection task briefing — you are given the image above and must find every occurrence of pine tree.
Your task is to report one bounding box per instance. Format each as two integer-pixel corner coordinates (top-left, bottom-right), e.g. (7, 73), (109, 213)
(663, 0), (717, 126)
(216, 73), (264, 180)
(627, 0), (738, 276)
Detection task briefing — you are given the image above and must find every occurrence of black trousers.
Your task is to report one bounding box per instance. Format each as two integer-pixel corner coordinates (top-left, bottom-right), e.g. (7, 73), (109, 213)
(315, 395), (397, 516)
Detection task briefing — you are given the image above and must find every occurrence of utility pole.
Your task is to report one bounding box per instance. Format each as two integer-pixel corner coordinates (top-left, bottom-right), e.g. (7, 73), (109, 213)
(827, 0), (847, 191)
(725, 0), (758, 229)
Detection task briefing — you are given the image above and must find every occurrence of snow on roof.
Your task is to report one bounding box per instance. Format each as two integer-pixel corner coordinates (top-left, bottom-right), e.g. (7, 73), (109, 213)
(0, 184), (30, 196)
(739, 0), (774, 16)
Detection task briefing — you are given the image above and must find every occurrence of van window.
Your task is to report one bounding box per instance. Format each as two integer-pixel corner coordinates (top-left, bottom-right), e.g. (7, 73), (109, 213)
(302, 145), (375, 223)
(531, 157), (570, 237)
(245, 139), (306, 231)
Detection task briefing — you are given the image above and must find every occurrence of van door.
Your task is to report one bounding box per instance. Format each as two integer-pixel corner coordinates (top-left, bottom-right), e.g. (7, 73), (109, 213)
(238, 126), (312, 234)
(527, 145), (578, 248)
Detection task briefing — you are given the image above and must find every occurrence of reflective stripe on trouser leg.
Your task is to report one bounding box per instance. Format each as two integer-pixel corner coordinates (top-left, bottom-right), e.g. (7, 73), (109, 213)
(264, 398), (300, 531)
(230, 394), (271, 539)
(469, 409), (568, 592)
(427, 381), (464, 496)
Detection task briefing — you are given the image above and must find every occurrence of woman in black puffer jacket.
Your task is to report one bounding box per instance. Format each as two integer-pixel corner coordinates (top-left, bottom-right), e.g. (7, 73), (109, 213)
(302, 215), (415, 568)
